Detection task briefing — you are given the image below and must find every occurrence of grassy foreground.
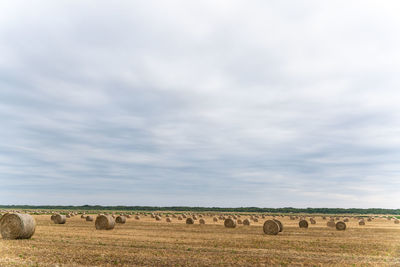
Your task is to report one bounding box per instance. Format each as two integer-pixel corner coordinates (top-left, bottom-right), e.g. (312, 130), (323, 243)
(0, 213), (399, 266)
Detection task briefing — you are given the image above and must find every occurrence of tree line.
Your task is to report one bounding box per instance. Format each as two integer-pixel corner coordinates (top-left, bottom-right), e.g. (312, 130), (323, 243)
(1, 205), (399, 214)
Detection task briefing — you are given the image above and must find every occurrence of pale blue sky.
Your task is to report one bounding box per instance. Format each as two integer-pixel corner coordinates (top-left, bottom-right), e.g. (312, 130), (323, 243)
(1, 1), (400, 208)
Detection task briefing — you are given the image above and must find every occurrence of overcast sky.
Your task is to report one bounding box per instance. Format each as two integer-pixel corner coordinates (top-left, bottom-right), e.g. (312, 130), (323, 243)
(1, 1), (400, 208)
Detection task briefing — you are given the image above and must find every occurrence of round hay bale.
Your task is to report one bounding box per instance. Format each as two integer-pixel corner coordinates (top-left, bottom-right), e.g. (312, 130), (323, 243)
(273, 219), (283, 232)
(186, 218), (194, 224)
(344, 218), (349, 222)
(336, 221), (346, 231)
(263, 220), (280, 235)
(213, 217), (218, 222)
(135, 215), (140, 220)
(394, 219), (399, 224)
(199, 218), (205, 224)
(359, 220), (365, 226)
(95, 215), (115, 230)
(166, 217), (172, 223)
(155, 215), (161, 221)
(224, 218), (237, 228)
(53, 214), (66, 224)
(327, 221), (336, 227)
(86, 216), (94, 222)
(243, 219), (251, 226)
(81, 214), (86, 219)
(178, 216), (182, 220)
(237, 219), (243, 224)
(50, 214), (57, 222)
(116, 216), (126, 224)
(0, 213), (36, 239)
(310, 218), (316, 224)
(299, 220), (309, 229)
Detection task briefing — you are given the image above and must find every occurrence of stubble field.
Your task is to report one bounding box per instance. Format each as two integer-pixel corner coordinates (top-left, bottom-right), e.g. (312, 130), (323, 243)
(0, 213), (399, 266)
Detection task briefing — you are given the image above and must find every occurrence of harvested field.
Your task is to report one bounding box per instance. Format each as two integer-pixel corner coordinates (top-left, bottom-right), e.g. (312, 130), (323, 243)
(0, 213), (399, 266)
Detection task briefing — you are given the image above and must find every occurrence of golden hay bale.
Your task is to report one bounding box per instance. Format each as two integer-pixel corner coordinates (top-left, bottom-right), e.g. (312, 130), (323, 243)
(336, 221), (346, 231)
(166, 217), (172, 222)
(182, 214), (187, 219)
(394, 219), (399, 224)
(213, 217), (218, 222)
(344, 218), (349, 222)
(192, 215), (198, 220)
(155, 215), (161, 221)
(178, 216), (182, 220)
(95, 215), (115, 230)
(50, 214), (57, 222)
(252, 218), (259, 222)
(327, 221), (336, 228)
(243, 219), (251, 226)
(0, 213), (36, 239)
(116, 216), (126, 224)
(53, 214), (66, 224)
(273, 219), (283, 232)
(359, 220), (365, 226)
(85, 216), (94, 222)
(81, 214), (86, 219)
(263, 220), (280, 235)
(310, 218), (316, 224)
(224, 218), (237, 228)
(186, 218), (194, 224)
(199, 218), (205, 224)
(237, 219), (243, 224)
(299, 220), (309, 229)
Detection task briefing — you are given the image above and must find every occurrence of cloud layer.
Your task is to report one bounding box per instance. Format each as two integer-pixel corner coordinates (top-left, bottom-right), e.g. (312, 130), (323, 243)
(1, 1), (400, 208)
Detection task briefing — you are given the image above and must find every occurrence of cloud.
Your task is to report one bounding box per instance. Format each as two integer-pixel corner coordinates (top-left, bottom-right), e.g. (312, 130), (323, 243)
(0, 0), (400, 208)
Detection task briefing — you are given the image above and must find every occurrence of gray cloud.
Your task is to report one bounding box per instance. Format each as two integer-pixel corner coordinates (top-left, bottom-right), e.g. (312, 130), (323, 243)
(1, 0), (400, 208)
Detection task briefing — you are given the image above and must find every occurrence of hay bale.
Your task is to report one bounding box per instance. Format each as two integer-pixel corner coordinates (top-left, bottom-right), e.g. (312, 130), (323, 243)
(299, 220), (308, 229)
(199, 218), (205, 224)
(116, 216), (126, 224)
(224, 218), (237, 228)
(273, 219), (283, 232)
(359, 220), (365, 226)
(186, 218), (194, 224)
(344, 218), (349, 222)
(0, 213), (36, 239)
(213, 217), (218, 222)
(178, 216), (182, 220)
(263, 220), (280, 235)
(53, 214), (66, 224)
(237, 219), (243, 224)
(50, 214), (57, 222)
(310, 218), (316, 224)
(86, 216), (94, 222)
(243, 219), (251, 226)
(135, 215), (140, 220)
(166, 217), (172, 222)
(394, 219), (399, 224)
(327, 221), (336, 227)
(95, 215), (115, 230)
(336, 221), (346, 231)
(81, 214), (86, 219)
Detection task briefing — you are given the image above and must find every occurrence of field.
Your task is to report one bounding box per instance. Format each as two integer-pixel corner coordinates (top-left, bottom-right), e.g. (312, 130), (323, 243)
(1, 212), (400, 266)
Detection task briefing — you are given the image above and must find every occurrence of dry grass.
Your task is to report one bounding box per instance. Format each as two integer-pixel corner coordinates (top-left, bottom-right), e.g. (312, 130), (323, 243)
(0, 213), (399, 266)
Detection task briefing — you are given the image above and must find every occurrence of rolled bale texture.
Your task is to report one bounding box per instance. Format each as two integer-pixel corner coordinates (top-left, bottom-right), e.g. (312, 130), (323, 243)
(224, 218), (237, 228)
(0, 213), (36, 239)
(336, 221), (346, 231)
(243, 219), (251, 226)
(213, 217), (218, 222)
(95, 215), (115, 230)
(394, 219), (399, 224)
(116, 216), (126, 224)
(86, 216), (94, 222)
(273, 219), (283, 232)
(53, 214), (66, 224)
(299, 220), (309, 229)
(166, 217), (172, 223)
(359, 220), (365, 226)
(263, 220), (280, 235)
(199, 218), (205, 224)
(310, 218), (316, 224)
(186, 218), (194, 224)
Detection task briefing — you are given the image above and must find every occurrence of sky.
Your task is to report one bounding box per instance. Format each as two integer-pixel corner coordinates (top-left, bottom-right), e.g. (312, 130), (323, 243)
(1, 1), (400, 208)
